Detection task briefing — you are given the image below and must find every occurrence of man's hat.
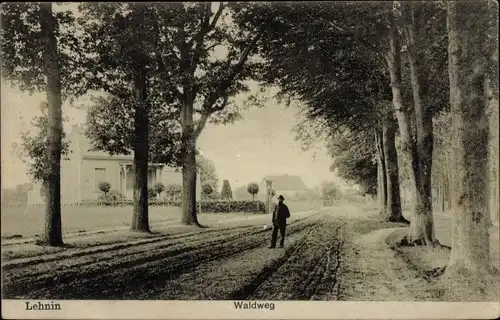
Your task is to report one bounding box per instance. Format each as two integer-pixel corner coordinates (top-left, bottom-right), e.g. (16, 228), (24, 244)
(278, 195), (285, 200)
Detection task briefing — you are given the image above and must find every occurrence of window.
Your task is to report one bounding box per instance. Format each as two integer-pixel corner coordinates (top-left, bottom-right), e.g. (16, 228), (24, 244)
(94, 168), (107, 191)
(40, 184), (46, 197)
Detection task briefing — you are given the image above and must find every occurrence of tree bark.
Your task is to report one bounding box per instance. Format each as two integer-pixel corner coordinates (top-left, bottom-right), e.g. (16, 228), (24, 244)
(446, 169), (452, 210)
(131, 67), (150, 233)
(181, 124), (201, 226)
(382, 116), (407, 222)
(441, 180), (445, 212)
(40, 3), (63, 246)
(403, 2), (437, 245)
(386, 5), (435, 245)
(445, 1), (494, 278)
(375, 127), (387, 214)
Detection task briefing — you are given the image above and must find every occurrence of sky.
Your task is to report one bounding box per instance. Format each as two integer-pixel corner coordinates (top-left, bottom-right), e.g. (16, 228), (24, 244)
(0, 3), (342, 191)
(1, 82), (339, 191)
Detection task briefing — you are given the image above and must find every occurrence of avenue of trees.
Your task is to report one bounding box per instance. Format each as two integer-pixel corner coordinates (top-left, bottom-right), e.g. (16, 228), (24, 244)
(2, 1), (498, 281)
(233, 0), (498, 278)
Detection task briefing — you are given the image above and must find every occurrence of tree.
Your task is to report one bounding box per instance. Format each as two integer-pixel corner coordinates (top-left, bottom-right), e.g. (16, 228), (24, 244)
(165, 184), (182, 202)
(98, 182), (111, 198)
(153, 182), (165, 201)
(432, 111), (453, 212)
(85, 95), (181, 167)
(2, 3), (84, 246)
(327, 130), (377, 198)
(13, 102), (71, 185)
(321, 181), (342, 205)
(154, 3), (268, 226)
(79, 3), (174, 233)
(234, 2), (407, 222)
(82, 3), (266, 227)
(383, 1), (450, 244)
(247, 182), (259, 200)
(201, 183), (214, 199)
(221, 180), (233, 200)
(445, 0), (498, 279)
(197, 154), (219, 192)
(243, 2), (451, 237)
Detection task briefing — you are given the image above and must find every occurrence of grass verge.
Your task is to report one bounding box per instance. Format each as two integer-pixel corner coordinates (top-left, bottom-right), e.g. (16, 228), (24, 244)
(388, 228), (500, 302)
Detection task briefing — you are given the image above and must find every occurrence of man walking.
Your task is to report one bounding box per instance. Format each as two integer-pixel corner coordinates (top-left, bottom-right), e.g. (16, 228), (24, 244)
(269, 195), (291, 248)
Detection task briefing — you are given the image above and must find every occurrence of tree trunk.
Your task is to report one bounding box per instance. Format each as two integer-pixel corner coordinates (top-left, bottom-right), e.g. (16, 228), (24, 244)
(129, 6), (150, 233)
(383, 116), (408, 223)
(402, 187), (406, 208)
(375, 127), (387, 214)
(446, 170), (452, 210)
(131, 68), (150, 232)
(386, 6), (435, 245)
(445, 1), (494, 278)
(441, 180), (445, 212)
(180, 96), (201, 226)
(40, 3), (63, 246)
(181, 135), (200, 226)
(404, 2), (437, 245)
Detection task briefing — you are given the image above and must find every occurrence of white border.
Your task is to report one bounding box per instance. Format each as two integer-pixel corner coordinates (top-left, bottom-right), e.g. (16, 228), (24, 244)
(2, 300), (499, 320)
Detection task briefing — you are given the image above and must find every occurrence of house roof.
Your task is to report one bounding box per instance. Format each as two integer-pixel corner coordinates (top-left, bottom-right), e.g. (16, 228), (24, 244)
(261, 175), (309, 191)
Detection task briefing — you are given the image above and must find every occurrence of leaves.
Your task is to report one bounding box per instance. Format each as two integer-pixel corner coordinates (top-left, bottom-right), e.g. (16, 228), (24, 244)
(247, 182), (259, 196)
(1, 3), (87, 97)
(85, 94), (182, 167)
(221, 179), (233, 200)
(196, 154), (219, 191)
(327, 129), (377, 196)
(13, 102), (71, 182)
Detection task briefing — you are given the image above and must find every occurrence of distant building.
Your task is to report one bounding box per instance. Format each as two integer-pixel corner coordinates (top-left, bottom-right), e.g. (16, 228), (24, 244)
(259, 174), (309, 201)
(27, 125), (200, 205)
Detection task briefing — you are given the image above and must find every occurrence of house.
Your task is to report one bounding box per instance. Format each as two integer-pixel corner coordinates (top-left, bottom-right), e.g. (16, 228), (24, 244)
(27, 125), (200, 204)
(258, 174), (310, 201)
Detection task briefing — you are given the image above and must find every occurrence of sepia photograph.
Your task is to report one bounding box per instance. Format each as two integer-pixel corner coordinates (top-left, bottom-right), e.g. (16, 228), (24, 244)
(1, 1), (499, 319)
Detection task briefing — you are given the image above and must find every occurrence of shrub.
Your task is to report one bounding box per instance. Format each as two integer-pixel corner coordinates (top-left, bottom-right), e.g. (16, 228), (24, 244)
(109, 189), (124, 200)
(200, 200), (265, 213)
(247, 182), (259, 200)
(148, 188), (157, 199)
(78, 199), (266, 213)
(221, 180), (233, 200)
(98, 182), (111, 196)
(165, 183), (182, 201)
(202, 183), (214, 199)
(153, 182), (165, 200)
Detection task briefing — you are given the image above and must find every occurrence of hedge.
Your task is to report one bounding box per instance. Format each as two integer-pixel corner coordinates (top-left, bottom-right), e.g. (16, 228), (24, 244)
(79, 199), (266, 213)
(200, 200), (266, 213)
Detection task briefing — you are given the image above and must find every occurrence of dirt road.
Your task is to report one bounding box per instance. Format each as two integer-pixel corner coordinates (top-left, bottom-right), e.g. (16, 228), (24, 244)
(4, 205), (479, 301)
(2, 210), (354, 300)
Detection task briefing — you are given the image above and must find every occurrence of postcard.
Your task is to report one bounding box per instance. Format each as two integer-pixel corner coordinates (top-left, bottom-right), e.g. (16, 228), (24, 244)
(1, 1), (499, 319)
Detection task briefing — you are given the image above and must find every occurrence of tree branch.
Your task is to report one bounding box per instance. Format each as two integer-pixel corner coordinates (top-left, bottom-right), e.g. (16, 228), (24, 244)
(185, 3), (227, 102)
(187, 2), (225, 74)
(187, 2), (225, 49)
(202, 27), (264, 113)
(308, 14), (383, 54)
(193, 113), (209, 139)
(193, 94), (229, 139)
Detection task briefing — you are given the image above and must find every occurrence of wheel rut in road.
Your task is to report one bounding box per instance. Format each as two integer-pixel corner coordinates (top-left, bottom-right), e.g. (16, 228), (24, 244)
(2, 214), (319, 299)
(241, 219), (347, 301)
